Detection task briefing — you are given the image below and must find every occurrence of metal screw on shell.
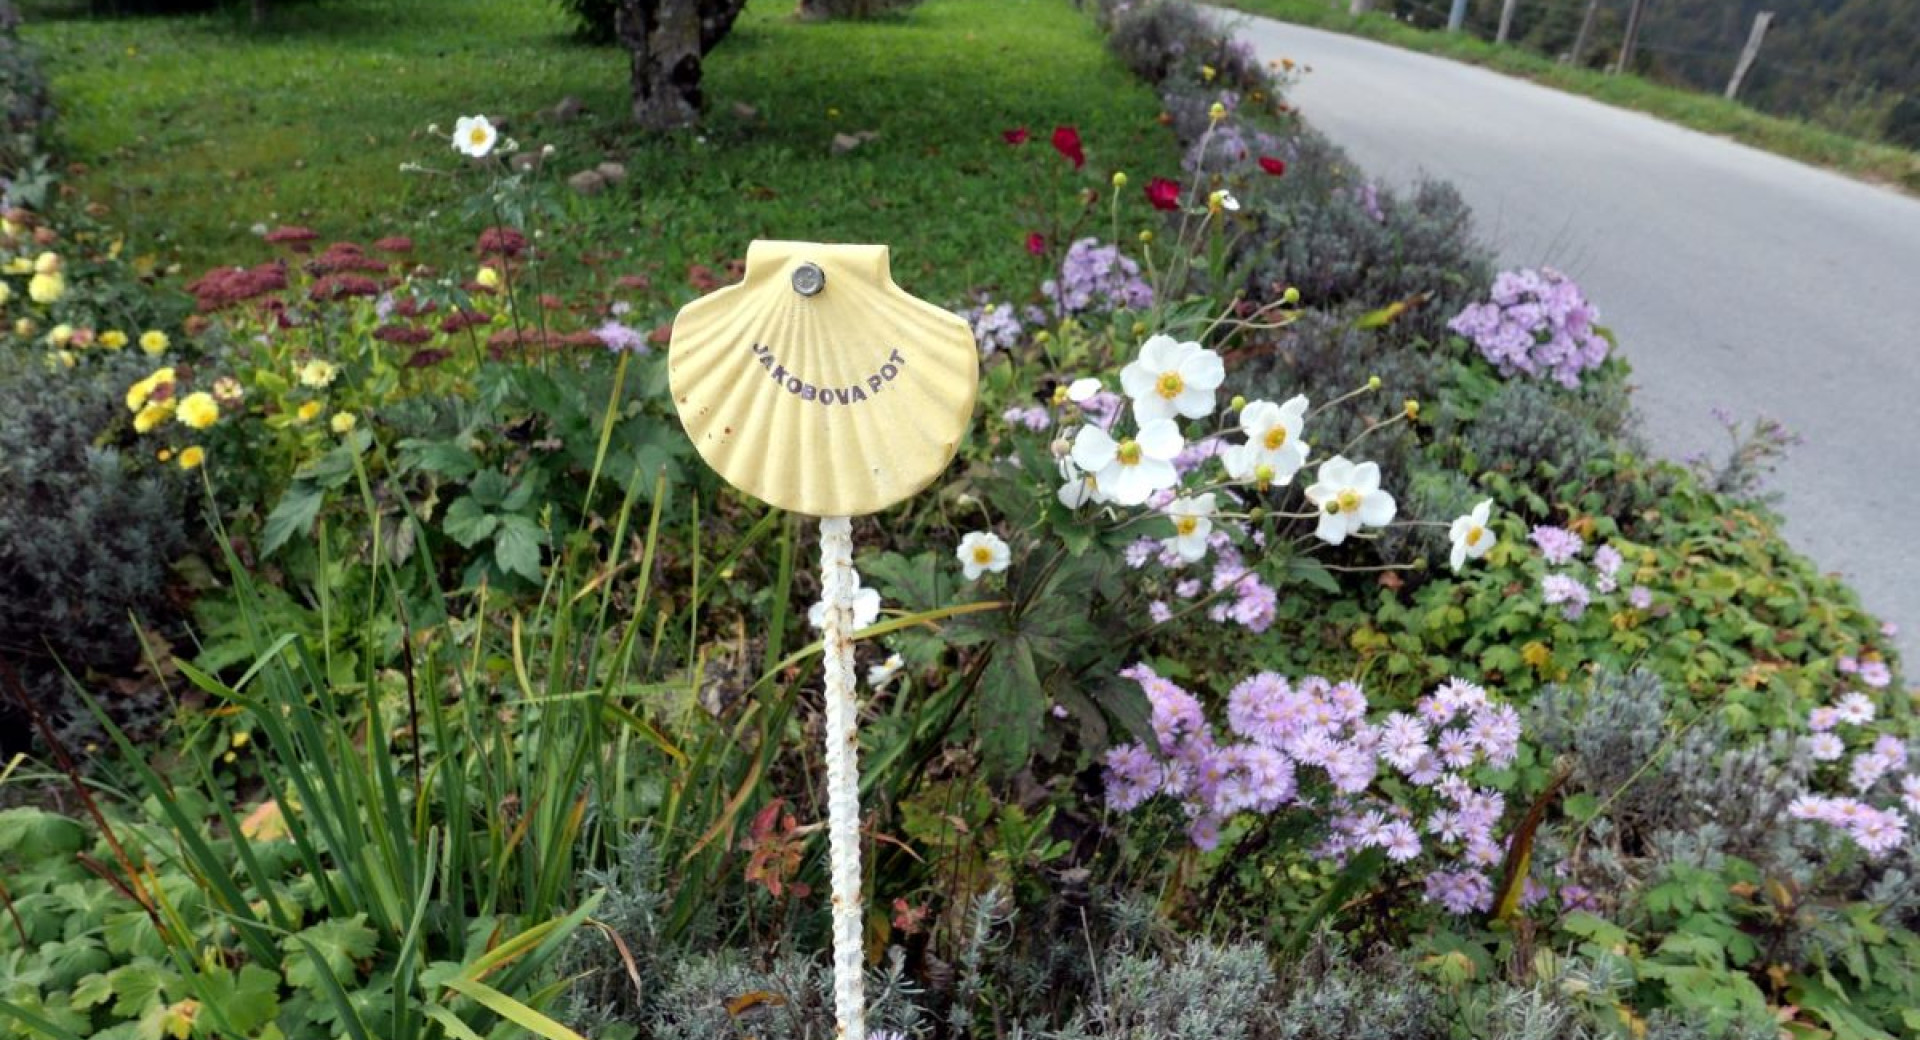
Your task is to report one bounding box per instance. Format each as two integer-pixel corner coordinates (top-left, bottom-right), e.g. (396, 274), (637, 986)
(793, 262), (826, 297)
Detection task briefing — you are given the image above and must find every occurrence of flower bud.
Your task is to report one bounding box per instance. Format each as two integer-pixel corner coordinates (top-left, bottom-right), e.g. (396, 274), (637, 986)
(1208, 101), (1227, 123)
(1034, 330), (1051, 344)
(1247, 506), (1266, 521)
(1138, 230), (1154, 244)
(1282, 286), (1301, 305)
(1367, 375), (1382, 391)
(1050, 437), (1072, 458)
(1131, 321), (1147, 337)
(1111, 171), (1128, 188)
(1230, 395), (1247, 411)
(1254, 463), (1276, 484)
(1403, 399), (1420, 421)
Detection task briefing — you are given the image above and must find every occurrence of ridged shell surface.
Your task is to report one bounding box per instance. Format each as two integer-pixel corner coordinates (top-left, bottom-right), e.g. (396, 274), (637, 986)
(668, 240), (980, 518)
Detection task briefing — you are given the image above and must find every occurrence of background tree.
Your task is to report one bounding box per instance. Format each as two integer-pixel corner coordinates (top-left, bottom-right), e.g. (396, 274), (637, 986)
(613, 0), (748, 130)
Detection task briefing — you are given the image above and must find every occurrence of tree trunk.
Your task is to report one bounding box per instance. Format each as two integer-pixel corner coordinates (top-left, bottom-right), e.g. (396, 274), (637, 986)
(616, 0), (748, 131)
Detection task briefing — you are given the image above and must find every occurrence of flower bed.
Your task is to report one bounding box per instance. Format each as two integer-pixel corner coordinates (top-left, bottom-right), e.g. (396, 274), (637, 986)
(1, 1), (1913, 1039)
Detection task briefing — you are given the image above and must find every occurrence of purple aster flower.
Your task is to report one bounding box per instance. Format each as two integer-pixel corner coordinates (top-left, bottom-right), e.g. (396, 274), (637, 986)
(1540, 574), (1591, 620)
(593, 319), (649, 353)
(1858, 659), (1892, 688)
(1628, 585), (1653, 610)
(1529, 526), (1585, 565)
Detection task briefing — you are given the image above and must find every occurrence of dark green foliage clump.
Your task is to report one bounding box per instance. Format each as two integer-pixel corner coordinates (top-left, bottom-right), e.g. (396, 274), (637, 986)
(1102, 0), (1215, 84)
(1243, 154), (1491, 337)
(555, 0), (618, 43)
(1450, 379), (1613, 486)
(0, 0), (51, 172)
(0, 351), (188, 746)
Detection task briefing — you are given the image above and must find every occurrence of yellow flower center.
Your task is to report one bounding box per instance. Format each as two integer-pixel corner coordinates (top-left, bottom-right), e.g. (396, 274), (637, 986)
(972, 546), (995, 565)
(469, 127), (488, 146)
(1155, 372), (1184, 399)
(1262, 426), (1289, 451)
(1466, 526), (1485, 547)
(1337, 489), (1362, 514)
(1116, 439), (1143, 466)
(1174, 516), (1199, 536)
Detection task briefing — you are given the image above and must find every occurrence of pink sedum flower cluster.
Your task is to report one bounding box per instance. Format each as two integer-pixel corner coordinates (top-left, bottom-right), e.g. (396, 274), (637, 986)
(1102, 667), (1520, 915)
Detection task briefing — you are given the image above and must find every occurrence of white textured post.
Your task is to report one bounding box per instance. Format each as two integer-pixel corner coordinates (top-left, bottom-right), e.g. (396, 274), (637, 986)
(817, 515), (865, 1040)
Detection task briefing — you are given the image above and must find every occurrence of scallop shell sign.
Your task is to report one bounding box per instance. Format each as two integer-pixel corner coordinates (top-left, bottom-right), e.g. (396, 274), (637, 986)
(668, 240), (980, 517)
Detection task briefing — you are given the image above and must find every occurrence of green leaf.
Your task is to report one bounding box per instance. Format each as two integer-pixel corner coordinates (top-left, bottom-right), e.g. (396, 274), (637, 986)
(0, 808), (86, 855)
(493, 515), (546, 582)
(107, 961), (174, 1017)
(1286, 555), (1340, 594)
(262, 484), (326, 557)
(441, 497), (498, 548)
(282, 914), (377, 991)
(193, 963), (280, 1034)
(1563, 792), (1600, 823)
(976, 635), (1044, 778)
(398, 438), (480, 479)
(71, 972), (114, 1012)
(293, 432), (369, 490)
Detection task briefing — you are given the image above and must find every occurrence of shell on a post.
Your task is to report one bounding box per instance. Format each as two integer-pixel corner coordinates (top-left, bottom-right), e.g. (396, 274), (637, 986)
(667, 240), (979, 518)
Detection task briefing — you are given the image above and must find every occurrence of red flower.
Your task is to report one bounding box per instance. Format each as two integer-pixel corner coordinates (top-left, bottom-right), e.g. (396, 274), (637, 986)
(1145, 177), (1181, 211)
(1026, 232), (1046, 256)
(1258, 156), (1288, 176)
(1003, 127), (1029, 146)
(1051, 125), (1084, 169)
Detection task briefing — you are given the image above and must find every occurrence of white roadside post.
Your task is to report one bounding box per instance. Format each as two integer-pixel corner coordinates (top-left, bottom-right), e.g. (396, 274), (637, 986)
(667, 241), (979, 1038)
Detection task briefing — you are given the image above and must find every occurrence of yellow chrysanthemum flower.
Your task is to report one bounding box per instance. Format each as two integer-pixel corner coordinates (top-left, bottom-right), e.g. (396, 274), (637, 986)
(4, 257), (32, 275)
(177, 446), (206, 470)
(32, 251), (60, 275)
(297, 400), (323, 422)
(298, 359), (338, 388)
(27, 271), (63, 304)
(329, 411), (357, 435)
(475, 267), (501, 289)
(100, 329), (128, 350)
(176, 391), (220, 430)
(140, 330), (169, 356)
(47, 323), (72, 347)
(134, 401), (174, 434)
(13, 318), (34, 337)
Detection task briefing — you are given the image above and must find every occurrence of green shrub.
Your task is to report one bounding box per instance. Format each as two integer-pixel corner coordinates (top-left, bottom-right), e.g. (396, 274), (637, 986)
(0, 350), (189, 747)
(556, 0), (617, 43)
(1243, 161), (1491, 335)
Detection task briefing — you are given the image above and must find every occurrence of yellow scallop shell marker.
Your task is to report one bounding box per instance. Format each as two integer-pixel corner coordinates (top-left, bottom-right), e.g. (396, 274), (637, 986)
(668, 240), (979, 518)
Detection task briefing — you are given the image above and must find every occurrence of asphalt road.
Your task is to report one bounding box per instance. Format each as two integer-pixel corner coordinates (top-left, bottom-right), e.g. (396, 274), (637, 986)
(1212, 10), (1920, 665)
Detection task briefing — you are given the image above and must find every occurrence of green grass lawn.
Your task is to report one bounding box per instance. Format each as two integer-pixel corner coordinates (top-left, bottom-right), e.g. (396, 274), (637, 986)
(22, 0), (1176, 306)
(1224, 0), (1920, 195)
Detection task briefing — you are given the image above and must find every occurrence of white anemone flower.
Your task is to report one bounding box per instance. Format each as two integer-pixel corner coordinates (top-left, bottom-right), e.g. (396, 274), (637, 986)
(1070, 419), (1184, 506)
(1165, 494), (1218, 562)
(1056, 455), (1106, 509)
(1303, 456), (1396, 546)
(1066, 377), (1102, 403)
(1118, 334), (1224, 423)
(809, 585), (881, 631)
(1447, 499), (1497, 572)
(1221, 395), (1309, 485)
(867, 652), (905, 689)
(956, 531), (1012, 580)
(452, 115), (499, 158)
